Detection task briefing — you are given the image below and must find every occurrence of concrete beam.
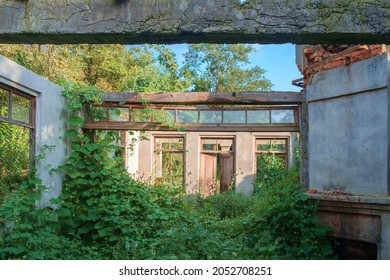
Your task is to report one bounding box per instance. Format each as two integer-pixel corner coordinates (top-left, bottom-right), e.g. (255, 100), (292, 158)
(0, 0), (390, 44)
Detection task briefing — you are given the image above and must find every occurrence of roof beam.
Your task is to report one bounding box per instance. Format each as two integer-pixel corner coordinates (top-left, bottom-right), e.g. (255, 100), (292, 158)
(1, 1), (389, 44)
(102, 91), (303, 105)
(83, 121), (300, 132)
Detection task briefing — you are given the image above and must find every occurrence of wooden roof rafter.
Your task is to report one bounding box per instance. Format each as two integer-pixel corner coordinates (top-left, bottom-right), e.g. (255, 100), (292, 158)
(102, 91), (303, 105)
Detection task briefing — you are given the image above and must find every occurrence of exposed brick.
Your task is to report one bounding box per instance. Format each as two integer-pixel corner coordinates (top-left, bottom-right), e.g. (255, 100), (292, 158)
(300, 44), (385, 87)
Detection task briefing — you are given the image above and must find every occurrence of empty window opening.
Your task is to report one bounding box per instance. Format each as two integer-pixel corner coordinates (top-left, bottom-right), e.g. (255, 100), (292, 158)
(200, 138), (234, 196)
(255, 138), (288, 186)
(153, 137), (185, 187)
(0, 83), (35, 183)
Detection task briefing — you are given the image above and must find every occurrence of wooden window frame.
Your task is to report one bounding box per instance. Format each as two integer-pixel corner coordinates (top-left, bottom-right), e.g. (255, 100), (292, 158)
(153, 136), (186, 187)
(0, 82), (35, 129)
(254, 137), (289, 171)
(0, 82), (36, 171)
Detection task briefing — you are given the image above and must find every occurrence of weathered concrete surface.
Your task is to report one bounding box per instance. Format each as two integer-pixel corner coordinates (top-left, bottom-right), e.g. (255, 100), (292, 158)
(0, 55), (68, 208)
(0, 0), (390, 44)
(311, 194), (390, 259)
(306, 54), (389, 195)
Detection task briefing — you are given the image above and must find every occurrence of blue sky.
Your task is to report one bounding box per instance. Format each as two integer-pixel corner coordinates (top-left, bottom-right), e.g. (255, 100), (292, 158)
(168, 43), (302, 92)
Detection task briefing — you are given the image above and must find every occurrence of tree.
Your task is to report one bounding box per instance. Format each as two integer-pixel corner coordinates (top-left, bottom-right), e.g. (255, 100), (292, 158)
(123, 45), (190, 92)
(182, 44), (273, 92)
(0, 44), (80, 84)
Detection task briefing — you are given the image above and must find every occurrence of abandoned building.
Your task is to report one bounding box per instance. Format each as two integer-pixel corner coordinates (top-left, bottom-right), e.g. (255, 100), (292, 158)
(1, 0), (390, 260)
(82, 93), (301, 195)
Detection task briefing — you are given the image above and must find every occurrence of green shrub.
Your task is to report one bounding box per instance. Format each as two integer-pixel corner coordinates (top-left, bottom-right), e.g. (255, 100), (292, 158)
(244, 171), (333, 259)
(0, 83), (332, 260)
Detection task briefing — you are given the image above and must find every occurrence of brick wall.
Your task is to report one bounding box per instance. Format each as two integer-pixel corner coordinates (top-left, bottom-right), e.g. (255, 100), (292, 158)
(299, 44), (385, 86)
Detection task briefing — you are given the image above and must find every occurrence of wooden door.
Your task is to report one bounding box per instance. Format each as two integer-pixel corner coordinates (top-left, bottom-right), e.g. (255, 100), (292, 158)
(199, 153), (217, 196)
(219, 153), (234, 193)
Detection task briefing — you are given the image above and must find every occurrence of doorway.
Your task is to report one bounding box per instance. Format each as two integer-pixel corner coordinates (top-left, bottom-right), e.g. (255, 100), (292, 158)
(199, 138), (234, 196)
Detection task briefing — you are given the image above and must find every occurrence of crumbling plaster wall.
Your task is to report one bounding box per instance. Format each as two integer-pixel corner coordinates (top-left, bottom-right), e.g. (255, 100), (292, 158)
(0, 0), (389, 44)
(306, 54), (390, 195)
(0, 55), (68, 207)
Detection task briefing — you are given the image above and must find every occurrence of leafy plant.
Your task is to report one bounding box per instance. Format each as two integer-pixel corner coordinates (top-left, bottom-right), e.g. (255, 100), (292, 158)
(0, 82), (332, 260)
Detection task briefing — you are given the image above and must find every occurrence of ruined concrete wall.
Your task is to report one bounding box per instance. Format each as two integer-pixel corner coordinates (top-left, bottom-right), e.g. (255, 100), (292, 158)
(0, 0), (389, 44)
(313, 195), (390, 259)
(306, 54), (389, 195)
(0, 55), (68, 207)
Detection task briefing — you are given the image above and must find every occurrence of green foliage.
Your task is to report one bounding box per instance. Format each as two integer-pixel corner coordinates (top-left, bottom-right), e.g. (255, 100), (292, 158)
(0, 82), (331, 260)
(183, 44), (273, 91)
(0, 122), (30, 201)
(1, 43), (273, 93)
(0, 171), (88, 260)
(59, 82), (103, 111)
(245, 171), (333, 259)
(255, 153), (288, 190)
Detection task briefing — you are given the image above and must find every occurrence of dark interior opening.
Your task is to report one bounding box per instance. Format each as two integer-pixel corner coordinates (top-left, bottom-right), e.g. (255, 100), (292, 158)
(331, 237), (378, 260)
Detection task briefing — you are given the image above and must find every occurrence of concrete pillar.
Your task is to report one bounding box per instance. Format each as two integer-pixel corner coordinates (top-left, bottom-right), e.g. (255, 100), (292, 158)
(185, 132), (200, 194)
(137, 132), (153, 184)
(300, 101), (309, 189)
(380, 213), (390, 259)
(235, 132), (255, 195)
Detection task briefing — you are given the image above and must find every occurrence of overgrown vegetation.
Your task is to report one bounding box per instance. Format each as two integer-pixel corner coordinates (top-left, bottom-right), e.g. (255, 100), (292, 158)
(0, 49), (330, 259)
(0, 83), (332, 259)
(0, 160), (332, 259)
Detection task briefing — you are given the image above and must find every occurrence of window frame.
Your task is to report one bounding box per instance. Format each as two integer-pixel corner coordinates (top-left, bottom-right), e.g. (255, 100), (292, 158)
(0, 82), (36, 172)
(153, 136), (186, 187)
(0, 82), (35, 129)
(254, 137), (289, 174)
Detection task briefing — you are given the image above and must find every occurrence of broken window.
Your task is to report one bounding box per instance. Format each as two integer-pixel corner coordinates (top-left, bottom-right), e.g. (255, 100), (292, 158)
(153, 137), (185, 187)
(0, 83), (35, 178)
(255, 138), (288, 184)
(84, 104), (299, 129)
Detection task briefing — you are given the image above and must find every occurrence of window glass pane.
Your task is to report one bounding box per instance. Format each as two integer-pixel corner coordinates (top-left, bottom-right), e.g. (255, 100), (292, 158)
(223, 110), (245, 123)
(12, 93), (30, 123)
(247, 110), (269, 123)
(153, 109), (175, 123)
(271, 110), (294, 123)
(109, 108), (129, 121)
(177, 110), (198, 123)
(199, 111), (222, 123)
(90, 107), (107, 121)
(0, 88), (9, 117)
(132, 108), (152, 122)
